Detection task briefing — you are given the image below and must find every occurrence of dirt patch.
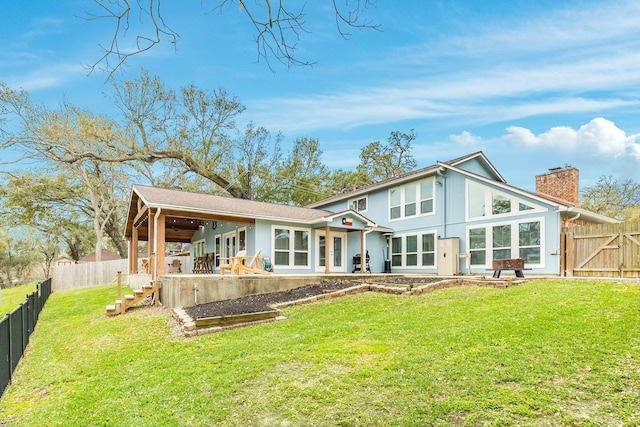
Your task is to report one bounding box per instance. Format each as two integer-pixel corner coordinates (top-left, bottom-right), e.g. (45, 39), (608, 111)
(184, 277), (444, 319)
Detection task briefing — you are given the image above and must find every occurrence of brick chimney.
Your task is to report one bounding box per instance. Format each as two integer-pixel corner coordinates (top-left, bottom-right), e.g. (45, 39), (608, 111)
(535, 167), (579, 205)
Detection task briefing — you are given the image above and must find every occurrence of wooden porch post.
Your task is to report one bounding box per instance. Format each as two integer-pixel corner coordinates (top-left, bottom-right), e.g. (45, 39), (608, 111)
(156, 213), (166, 275)
(130, 226), (138, 274)
(324, 225), (330, 274)
(360, 230), (365, 273)
(148, 212), (155, 260)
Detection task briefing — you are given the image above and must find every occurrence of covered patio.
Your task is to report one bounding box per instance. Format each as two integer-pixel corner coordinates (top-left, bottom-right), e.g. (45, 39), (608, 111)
(124, 185), (390, 282)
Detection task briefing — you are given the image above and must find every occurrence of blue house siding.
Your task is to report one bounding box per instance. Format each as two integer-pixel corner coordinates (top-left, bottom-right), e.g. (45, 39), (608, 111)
(310, 154), (575, 275)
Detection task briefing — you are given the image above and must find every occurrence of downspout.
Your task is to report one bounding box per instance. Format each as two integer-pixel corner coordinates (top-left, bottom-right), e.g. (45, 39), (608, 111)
(362, 227), (375, 273)
(153, 208), (162, 280)
(437, 167), (447, 238)
(565, 211), (581, 226)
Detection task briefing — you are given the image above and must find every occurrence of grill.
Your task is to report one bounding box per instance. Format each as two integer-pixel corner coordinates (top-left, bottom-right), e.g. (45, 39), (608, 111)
(352, 251), (371, 273)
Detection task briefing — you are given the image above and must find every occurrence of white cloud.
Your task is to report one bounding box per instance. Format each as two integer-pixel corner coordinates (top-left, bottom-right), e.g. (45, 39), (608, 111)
(449, 131), (482, 146)
(504, 118), (640, 160)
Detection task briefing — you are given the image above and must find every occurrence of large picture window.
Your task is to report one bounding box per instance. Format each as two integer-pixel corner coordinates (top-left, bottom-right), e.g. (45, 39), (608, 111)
(389, 178), (435, 221)
(273, 227), (310, 267)
(468, 219), (544, 267)
(467, 180), (544, 220)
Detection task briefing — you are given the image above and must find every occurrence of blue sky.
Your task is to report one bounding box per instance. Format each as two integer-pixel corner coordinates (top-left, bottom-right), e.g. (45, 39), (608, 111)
(1, 0), (640, 192)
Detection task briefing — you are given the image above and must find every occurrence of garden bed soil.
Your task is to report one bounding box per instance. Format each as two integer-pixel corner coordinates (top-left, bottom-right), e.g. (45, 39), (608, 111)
(184, 277), (444, 319)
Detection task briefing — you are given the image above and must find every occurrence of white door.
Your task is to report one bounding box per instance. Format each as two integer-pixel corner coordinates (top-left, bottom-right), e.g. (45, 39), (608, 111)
(316, 231), (347, 272)
(223, 232), (236, 260)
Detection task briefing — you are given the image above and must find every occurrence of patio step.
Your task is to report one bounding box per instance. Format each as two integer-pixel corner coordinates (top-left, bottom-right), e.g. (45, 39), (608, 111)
(106, 281), (162, 316)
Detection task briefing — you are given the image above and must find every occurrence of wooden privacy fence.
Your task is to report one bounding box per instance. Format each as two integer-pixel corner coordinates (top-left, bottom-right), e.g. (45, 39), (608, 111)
(562, 221), (640, 278)
(52, 256), (191, 292)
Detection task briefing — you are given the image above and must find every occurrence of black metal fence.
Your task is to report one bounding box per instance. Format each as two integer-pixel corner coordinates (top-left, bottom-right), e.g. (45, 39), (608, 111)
(0, 278), (52, 400)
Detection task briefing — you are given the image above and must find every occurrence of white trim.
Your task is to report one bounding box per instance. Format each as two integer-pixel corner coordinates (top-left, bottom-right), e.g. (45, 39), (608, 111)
(272, 225), (311, 269)
(465, 179), (547, 222)
(238, 226), (247, 251)
(222, 231), (236, 259)
(348, 195), (368, 213)
(390, 230), (437, 269)
(314, 231), (347, 273)
(388, 177), (436, 222)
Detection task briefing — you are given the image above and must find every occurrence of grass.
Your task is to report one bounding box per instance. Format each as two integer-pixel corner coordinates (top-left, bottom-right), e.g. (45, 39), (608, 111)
(0, 282), (39, 314)
(0, 279), (638, 426)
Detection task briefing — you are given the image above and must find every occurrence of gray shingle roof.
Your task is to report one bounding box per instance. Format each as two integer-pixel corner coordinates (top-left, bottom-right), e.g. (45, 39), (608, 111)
(133, 185), (333, 223)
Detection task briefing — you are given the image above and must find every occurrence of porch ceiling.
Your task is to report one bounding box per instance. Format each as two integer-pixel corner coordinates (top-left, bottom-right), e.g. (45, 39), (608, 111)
(135, 213), (256, 243)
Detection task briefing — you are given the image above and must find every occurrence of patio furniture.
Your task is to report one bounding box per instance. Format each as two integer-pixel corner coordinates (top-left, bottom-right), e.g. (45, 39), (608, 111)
(220, 249), (270, 275)
(167, 259), (182, 273)
(237, 249), (270, 275)
(220, 250), (247, 275)
(488, 258), (530, 278)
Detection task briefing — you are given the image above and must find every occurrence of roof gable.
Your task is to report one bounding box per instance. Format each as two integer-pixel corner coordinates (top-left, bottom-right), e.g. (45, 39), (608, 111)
(308, 151), (503, 208)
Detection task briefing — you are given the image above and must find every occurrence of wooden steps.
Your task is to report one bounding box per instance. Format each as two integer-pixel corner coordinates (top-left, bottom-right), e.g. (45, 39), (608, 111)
(106, 281), (161, 316)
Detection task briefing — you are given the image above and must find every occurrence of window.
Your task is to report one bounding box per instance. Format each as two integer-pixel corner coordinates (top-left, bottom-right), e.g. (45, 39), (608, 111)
(421, 234), (435, 266)
(468, 182), (486, 218)
(274, 229), (290, 265)
(492, 225), (511, 260)
(238, 227), (247, 251)
(469, 228), (486, 265)
(519, 221), (541, 263)
(492, 194), (511, 215)
(420, 180), (434, 214)
(405, 184), (417, 217)
(467, 180), (545, 220)
(468, 219), (543, 267)
(273, 227), (310, 267)
(193, 239), (206, 258)
(390, 189), (401, 220)
(391, 237), (402, 267)
(349, 196), (367, 212)
(214, 235), (221, 267)
(294, 230), (309, 266)
(406, 235), (418, 266)
(389, 178), (435, 220)
(391, 232), (436, 267)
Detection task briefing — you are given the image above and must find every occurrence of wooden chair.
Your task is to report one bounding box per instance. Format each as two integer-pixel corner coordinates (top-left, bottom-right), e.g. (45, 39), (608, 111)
(237, 249), (269, 275)
(138, 258), (149, 274)
(192, 256), (204, 273)
(167, 259), (182, 273)
(220, 250), (247, 275)
(203, 252), (214, 273)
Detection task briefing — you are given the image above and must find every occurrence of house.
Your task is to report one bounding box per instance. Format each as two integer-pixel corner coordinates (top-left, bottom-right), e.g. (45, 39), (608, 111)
(124, 151), (616, 278)
(78, 249), (122, 262)
(54, 255), (75, 266)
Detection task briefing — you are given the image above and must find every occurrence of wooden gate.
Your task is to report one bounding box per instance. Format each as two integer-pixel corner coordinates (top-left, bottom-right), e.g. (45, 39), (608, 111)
(561, 221), (640, 278)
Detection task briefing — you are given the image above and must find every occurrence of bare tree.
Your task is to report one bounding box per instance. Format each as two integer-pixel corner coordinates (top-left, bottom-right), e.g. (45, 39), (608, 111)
(86, 0), (379, 75)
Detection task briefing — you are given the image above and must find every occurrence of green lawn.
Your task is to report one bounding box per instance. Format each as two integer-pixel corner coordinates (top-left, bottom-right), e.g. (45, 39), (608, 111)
(0, 282), (39, 314)
(0, 279), (638, 426)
